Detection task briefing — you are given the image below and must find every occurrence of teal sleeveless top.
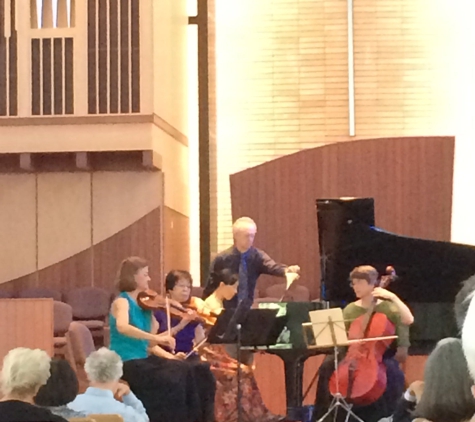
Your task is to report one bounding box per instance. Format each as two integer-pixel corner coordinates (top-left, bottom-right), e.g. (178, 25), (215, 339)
(109, 292), (152, 361)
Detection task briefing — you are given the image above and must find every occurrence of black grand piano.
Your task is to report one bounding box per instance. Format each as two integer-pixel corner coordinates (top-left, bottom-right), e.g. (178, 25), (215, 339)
(317, 197), (475, 349)
(258, 197), (475, 421)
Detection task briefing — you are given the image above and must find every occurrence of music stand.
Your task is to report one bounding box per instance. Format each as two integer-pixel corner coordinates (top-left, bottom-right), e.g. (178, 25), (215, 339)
(207, 299), (251, 422)
(303, 308), (365, 422)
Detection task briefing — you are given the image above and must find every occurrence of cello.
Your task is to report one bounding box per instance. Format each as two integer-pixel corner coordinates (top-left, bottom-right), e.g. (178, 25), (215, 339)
(328, 266), (398, 406)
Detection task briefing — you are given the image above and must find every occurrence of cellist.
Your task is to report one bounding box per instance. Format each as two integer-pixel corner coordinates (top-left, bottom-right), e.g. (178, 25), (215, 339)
(312, 265), (414, 422)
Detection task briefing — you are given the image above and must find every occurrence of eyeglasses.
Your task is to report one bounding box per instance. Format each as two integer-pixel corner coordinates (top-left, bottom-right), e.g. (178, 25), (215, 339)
(175, 284), (191, 289)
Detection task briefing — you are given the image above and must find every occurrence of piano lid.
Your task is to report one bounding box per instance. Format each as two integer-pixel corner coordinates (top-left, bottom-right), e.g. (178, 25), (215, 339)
(317, 198), (475, 304)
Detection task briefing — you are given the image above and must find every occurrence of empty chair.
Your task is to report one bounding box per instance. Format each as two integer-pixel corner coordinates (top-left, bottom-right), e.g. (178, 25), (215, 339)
(266, 283), (311, 302)
(19, 287), (62, 301)
(68, 321), (96, 387)
(64, 287), (111, 343)
(191, 285), (204, 298)
(53, 301), (76, 371)
(289, 285), (310, 302)
(0, 289), (13, 298)
(265, 283), (286, 299)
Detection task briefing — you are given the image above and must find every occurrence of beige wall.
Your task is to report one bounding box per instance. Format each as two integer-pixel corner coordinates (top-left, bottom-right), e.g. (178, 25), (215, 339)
(214, 0), (463, 251)
(0, 171), (164, 285)
(152, 0), (189, 137)
(0, 175), (37, 282)
(0, 122), (153, 154)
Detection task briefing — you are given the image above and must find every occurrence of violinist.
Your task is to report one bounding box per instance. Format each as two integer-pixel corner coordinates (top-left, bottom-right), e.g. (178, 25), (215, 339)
(154, 270), (206, 359)
(313, 265), (413, 422)
(108, 256), (213, 422)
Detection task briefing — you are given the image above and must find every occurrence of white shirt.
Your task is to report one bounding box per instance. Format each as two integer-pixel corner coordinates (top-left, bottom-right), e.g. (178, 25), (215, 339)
(68, 387), (149, 422)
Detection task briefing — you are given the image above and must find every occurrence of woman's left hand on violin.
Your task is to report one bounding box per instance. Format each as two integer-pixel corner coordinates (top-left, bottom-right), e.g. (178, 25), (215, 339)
(372, 287), (396, 301)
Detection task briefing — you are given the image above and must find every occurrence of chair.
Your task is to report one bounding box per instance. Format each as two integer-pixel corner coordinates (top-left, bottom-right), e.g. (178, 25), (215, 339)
(89, 415), (124, 422)
(53, 301), (76, 371)
(69, 418), (96, 422)
(265, 283), (311, 302)
(265, 283), (286, 299)
(0, 289), (13, 298)
(64, 287), (111, 343)
(19, 287), (62, 301)
(191, 286), (204, 298)
(69, 321), (96, 364)
(69, 321), (96, 387)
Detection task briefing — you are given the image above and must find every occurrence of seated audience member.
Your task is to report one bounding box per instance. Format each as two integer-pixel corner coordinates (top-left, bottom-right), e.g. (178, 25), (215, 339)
(462, 277), (475, 421)
(34, 359), (86, 419)
(454, 275), (475, 330)
(0, 347), (67, 422)
(389, 338), (475, 422)
(68, 348), (149, 422)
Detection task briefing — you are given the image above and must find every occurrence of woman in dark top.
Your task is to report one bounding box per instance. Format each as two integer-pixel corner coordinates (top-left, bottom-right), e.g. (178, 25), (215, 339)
(0, 348), (67, 422)
(34, 359), (86, 420)
(154, 270), (206, 359)
(109, 256), (214, 422)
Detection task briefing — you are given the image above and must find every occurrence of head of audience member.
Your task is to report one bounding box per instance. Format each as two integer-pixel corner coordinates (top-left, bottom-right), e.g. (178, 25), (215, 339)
(233, 217), (257, 253)
(207, 269), (239, 301)
(116, 256), (150, 293)
(34, 359), (79, 408)
(84, 348), (123, 393)
(348, 265), (379, 299)
(415, 337), (475, 422)
(1, 347), (51, 403)
(455, 274), (475, 331)
(165, 270), (193, 304)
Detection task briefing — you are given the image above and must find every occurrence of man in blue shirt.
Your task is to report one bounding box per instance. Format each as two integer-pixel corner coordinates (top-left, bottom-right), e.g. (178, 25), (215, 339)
(204, 216), (300, 308)
(68, 348), (148, 422)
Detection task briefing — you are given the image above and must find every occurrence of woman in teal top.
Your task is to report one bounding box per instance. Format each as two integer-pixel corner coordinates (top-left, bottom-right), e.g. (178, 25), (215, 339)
(109, 256), (214, 422)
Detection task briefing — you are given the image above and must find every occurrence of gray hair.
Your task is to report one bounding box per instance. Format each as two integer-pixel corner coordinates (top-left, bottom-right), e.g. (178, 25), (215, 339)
(454, 274), (475, 330)
(84, 348), (123, 383)
(232, 217), (256, 234)
(415, 338), (475, 422)
(1, 347), (51, 396)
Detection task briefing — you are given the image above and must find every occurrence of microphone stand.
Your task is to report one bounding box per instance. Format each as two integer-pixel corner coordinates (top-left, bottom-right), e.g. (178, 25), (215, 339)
(236, 322), (243, 422)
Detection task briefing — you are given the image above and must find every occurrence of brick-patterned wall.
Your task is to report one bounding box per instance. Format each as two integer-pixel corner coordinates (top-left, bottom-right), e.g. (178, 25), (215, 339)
(214, 0), (459, 251)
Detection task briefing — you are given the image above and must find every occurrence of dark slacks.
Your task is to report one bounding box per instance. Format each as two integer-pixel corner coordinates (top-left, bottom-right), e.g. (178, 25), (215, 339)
(123, 355), (216, 422)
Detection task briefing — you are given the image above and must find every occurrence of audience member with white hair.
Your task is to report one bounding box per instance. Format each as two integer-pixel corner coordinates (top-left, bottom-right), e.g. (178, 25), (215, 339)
(0, 347), (67, 422)
(68, 347), (149, 422)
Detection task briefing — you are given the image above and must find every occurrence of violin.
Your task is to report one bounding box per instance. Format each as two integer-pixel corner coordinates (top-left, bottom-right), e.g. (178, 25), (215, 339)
(184, 296), (220, 327)
(137, 289), (209, 326)
(328, 266), (398, 406)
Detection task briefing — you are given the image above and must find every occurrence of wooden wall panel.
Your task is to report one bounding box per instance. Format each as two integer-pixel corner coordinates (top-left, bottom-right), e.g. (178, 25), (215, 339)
(1, 207), (163, 295)
(213, 0), (459, 252)
(230, 137), (454, 299)
(0, 299), (54, 363)
(163, 206), (190, 276)
(37, 173), (92, 270)
(93, 207), (163, 292)
(254, 353), (427, 415)
(0, 175), (36, 283)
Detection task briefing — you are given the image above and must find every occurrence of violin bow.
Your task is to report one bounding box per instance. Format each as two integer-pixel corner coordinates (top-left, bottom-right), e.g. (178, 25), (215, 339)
(165, 296), (175, 353)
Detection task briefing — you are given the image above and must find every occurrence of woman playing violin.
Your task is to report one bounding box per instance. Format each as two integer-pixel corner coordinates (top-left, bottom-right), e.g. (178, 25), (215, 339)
(108, 256), (214, 422)
(154, 270), (207, 359)
(313, 265), (414, 422)
(163, 268), (283, 422)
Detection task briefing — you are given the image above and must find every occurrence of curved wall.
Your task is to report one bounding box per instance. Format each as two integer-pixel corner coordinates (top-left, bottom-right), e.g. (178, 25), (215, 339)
(230, 136), (455, 298)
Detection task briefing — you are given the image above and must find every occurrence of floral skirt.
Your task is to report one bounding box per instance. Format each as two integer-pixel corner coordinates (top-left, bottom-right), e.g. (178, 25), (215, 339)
(200, 344), (282, 422)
